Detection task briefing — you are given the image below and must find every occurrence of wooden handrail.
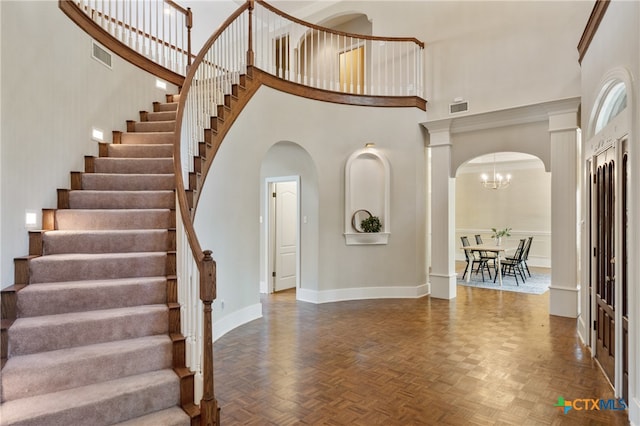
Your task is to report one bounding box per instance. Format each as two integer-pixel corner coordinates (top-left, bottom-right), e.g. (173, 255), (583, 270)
(257, 0), (424, 48)
(84, 6), (192, 60)
(173, 1), (251, 266)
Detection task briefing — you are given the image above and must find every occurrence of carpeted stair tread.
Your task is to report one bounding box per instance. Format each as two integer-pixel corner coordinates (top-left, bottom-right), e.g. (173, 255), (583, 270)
(131, 120), (176, 132)
(43, 229), (170, 254)
(54, 209), (173, 230)
(120, 132), (174, 145)
(154, 102), (178, 112)
(1, 335), (172, 401)
(67, 190), (175, 209)
(0, 369), (180, 426)
(29, 251), (167, 283)
(8, 304), (168, 356)
(94, 157), (174, 174)
(80, 173), (175, 191)
(105, 143), (173, 158)
(0, 94), (183, 423)
(17, 277), (167, 317)
(145, 111), (177, 122)
(114, 406), (190, 425)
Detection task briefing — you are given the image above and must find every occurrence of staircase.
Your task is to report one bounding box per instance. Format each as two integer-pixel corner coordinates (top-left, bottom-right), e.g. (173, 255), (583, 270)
(0, 95), (193, 425)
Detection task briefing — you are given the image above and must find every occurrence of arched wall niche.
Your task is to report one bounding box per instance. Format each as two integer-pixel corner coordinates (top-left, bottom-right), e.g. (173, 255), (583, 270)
(344, 147), (390, 245)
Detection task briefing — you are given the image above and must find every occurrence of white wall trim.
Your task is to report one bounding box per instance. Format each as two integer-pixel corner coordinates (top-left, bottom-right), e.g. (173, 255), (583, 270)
(297, 283), (429, 304)
(213, 303), (263, 342)
(456, 228), (551, 237)
(423, 97), (581, 135)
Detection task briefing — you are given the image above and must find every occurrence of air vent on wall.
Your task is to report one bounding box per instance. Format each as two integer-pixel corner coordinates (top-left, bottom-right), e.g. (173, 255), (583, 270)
(92, 41), (112, 69)
(449, 101), (469, 114)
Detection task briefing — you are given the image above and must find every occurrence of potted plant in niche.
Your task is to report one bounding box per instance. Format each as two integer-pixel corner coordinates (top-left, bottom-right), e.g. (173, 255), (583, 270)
(491, 227), (512, 246)
(361, 215), (382, 233)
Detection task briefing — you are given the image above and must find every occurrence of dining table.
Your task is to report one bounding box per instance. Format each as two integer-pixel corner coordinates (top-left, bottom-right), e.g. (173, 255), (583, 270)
(463, 244), (508, 286)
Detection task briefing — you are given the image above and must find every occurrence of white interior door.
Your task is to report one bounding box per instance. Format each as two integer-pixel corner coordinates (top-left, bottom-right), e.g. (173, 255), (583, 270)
(274, 181), (297, 292)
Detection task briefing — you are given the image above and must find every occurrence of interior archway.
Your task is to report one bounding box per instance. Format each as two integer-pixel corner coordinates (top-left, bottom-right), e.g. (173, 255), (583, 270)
(455, 152), (550, 277)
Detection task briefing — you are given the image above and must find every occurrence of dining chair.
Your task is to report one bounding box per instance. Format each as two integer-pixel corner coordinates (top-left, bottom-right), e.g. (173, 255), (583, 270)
(521, 236), (533, 277)
(461, 236), (492, 281)
(474, 234), (498, 272)
(496, 238), (527, 285)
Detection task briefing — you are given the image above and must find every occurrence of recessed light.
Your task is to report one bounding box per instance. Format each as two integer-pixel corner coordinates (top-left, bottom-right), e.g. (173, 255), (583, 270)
(25, 210), (37, 228)
(92, 127), (104, 142)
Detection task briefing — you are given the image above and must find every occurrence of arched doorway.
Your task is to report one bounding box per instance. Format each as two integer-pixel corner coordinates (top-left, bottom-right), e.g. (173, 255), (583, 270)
(455, 152), (550, 282)
(259, 141), (320, 299)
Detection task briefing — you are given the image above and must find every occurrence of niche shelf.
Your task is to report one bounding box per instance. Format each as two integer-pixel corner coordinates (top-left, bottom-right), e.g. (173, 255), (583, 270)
(344, 147), (390, 245)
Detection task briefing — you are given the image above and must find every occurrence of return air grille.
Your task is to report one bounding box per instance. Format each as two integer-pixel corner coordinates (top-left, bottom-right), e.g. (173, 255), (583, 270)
(92, 41), (112, 69)
(449, 101), (469, 114)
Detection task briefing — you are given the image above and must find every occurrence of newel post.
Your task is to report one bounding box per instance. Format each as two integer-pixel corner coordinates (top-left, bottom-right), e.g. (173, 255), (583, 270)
(186, 7), (193, 67)
(247, 0), (254, 67)
(200, 250), (218, 425)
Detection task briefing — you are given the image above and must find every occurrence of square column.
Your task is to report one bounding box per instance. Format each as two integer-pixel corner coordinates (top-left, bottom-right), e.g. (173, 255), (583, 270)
(426, 122), (457, 299)
(548, 106), (580, 317)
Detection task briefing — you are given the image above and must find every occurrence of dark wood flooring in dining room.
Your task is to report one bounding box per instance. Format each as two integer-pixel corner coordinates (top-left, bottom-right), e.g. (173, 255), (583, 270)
(213, 275), (628, 425)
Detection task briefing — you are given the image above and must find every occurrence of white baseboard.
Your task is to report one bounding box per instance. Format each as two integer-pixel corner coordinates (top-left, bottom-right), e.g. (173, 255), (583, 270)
(297, 283), (429, 304)
(213, 303), (263, 342)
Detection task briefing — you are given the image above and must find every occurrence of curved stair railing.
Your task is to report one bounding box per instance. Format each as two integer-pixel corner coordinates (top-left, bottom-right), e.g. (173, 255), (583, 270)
(173, 1), (426, 424)
(59, 0), (192, 86)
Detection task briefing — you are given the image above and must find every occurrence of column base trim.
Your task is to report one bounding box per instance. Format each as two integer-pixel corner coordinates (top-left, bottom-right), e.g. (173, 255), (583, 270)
(430, 273), (457, 299)
(549, 285), (580, 318)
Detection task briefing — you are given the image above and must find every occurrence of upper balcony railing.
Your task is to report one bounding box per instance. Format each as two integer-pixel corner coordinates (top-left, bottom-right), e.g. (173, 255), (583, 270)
(69, 0), (192, 77)
(254, 1), (424, 97)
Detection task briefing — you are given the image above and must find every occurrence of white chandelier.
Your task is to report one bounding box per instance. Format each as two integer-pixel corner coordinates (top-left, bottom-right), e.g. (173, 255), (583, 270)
(481, 154), (511, 190)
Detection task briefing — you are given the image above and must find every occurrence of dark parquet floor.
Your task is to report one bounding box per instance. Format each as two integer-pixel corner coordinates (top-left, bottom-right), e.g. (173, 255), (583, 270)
(213, 269), (629, 425)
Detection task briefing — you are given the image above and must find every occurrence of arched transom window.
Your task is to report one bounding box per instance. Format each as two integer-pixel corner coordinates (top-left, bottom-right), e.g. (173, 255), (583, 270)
(595, 81), (627, 134)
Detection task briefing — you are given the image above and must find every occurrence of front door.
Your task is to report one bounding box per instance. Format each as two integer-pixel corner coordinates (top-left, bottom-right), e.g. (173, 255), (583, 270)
(593, 147), (615, 384)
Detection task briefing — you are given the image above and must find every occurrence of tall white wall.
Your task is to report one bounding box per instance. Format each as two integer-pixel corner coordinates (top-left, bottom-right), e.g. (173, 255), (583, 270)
(0, 1), (176, 287)
(181, 0), (239, 53)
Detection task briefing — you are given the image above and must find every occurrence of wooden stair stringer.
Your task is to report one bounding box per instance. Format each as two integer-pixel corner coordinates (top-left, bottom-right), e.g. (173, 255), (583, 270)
(188, 70), (262, 214)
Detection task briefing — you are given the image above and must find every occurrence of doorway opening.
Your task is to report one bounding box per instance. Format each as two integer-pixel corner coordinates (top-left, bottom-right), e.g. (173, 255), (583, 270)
(339, 45), (364, 94)
(454, 152), (551, 286)
(265, 176), (300, 294)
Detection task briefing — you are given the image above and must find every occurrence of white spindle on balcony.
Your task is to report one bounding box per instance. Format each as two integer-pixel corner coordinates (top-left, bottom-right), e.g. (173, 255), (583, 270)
(74, 0), (192, 75)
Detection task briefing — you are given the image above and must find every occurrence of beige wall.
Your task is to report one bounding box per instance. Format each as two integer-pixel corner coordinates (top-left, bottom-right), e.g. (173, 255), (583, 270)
(455, 160), (551, 267)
